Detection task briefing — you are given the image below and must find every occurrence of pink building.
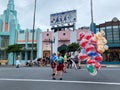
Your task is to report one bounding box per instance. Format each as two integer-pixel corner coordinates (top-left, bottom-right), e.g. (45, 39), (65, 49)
(40, 29), (90, 58)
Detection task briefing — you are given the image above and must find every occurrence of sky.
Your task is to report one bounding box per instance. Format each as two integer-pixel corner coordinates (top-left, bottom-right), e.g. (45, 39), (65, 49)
(0, 0), (120, 31)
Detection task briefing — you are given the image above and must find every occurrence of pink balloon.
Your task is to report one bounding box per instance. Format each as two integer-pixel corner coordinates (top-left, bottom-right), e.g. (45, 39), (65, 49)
(80, 39), (88, 48)
(85, 45), (95, 52)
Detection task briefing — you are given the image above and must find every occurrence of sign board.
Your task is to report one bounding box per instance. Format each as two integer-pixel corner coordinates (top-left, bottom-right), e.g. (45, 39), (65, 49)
(50, 10), (76, 26)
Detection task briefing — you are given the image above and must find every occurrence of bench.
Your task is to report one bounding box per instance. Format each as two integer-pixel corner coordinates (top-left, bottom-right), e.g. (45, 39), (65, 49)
(0, 60), (8, 65)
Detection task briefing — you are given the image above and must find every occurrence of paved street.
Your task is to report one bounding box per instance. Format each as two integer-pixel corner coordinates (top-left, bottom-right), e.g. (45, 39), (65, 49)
(0, 66), (120, 90)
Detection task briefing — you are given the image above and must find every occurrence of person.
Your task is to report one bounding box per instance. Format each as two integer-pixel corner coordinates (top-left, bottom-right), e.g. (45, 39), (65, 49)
(67, 53), (72, 69)
(16, 55), (21, 68)
(63, 52), (68, 73)
(26, 60), (33, 67)
(74, 52), (81, 69)
(50, 53), (57, 80)
(54, 53), (64, 80)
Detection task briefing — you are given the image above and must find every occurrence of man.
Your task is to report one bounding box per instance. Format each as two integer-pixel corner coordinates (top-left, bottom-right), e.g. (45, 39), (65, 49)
(50, 53), (57, 80)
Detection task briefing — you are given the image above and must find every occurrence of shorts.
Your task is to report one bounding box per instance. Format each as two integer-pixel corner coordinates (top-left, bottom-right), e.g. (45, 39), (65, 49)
(57, 64), (64, 71)
(50, 62), (57, 69)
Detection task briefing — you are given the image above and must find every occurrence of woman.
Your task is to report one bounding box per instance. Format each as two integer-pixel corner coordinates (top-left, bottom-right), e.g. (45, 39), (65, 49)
(54, 53), (64, 80)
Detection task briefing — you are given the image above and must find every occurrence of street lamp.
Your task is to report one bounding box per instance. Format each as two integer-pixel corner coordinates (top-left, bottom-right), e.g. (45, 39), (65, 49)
(90, 0), (94, 33)
(31, 0), (37, 61)
(49, 37), (55, 56)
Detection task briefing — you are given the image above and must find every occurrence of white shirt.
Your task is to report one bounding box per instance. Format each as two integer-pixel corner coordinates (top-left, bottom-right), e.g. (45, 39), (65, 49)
(16, 60), (21, 66)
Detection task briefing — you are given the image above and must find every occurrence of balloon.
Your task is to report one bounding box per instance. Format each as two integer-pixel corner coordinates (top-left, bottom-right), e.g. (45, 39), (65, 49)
(90, 37), (97, 45)
(89, 69), (97, 76)
(94, 55), (103, 62)
(85, 45), (95, 52)
(79, 32), (85, 40)
(100, 30), (105, 36)
(86, 64), (95, 73)
(87, 64), (97, 76)
(97, 45), (105, 53)
(78, 53), (88, 60)
(95, 32), (103, 39)
(87, 51), (97, 57)
(85, 33), (93, 40)
(94, 62), (101, 70)
(80, 39), (88, 48)
(104, 45), (109, 50)
(102, 37), (107, 44)
(86, 59), (96, 64)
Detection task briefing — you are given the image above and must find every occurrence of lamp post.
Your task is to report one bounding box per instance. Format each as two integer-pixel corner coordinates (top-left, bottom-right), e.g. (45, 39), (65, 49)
(90, 0), (94, 33)
(49, 37), (55, 56)
(31, 0), (37, 61)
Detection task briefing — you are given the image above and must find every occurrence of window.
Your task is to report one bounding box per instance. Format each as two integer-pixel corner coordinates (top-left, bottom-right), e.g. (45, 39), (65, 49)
(0, 36), (9, 48)
(46, 33), (49, 36)
(63, 33), (66, 35)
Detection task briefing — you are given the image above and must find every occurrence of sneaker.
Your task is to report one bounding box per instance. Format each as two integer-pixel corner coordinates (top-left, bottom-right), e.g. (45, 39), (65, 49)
(52, 73), (55, 76)
(60, 78), (62, 80)
(52, 78), (56, 80)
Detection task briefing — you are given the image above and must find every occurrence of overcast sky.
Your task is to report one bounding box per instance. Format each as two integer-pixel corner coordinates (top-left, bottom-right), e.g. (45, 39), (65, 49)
(0, 0), (120, 31)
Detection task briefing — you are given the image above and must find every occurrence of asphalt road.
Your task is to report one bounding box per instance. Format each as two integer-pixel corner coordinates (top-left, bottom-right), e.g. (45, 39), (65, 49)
(0, 66), (120, 90)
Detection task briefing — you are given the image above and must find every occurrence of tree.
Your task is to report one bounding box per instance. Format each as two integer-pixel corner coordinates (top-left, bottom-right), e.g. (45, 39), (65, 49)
(68, 42), (80, 52)
(6, 44), (22, 65)
(58, 44), (68, 56)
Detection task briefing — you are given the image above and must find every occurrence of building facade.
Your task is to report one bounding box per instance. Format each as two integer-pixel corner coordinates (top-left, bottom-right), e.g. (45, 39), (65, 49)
(0, 0), (42, 65)
(96, 17), (120, 63)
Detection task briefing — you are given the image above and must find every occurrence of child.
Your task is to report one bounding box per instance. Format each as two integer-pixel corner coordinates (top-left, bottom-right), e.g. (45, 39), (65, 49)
(16, 55), (21, 68)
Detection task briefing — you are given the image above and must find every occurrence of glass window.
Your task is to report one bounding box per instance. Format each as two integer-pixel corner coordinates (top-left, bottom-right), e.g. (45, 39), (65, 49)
(100, 27), (105, 30)
(19, 30), (24, 33)
(0, 36), (9, 48)
(113, 25), (118, 29)
(106, 28), (112, 32)
(106, 26), (112, 29)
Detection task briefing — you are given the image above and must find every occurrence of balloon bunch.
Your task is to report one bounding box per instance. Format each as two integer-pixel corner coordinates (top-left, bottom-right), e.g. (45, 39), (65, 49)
(78, 30), (108, 76)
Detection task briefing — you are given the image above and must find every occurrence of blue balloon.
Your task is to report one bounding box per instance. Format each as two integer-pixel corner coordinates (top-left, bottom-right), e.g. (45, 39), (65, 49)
(87, 51), (97, 57)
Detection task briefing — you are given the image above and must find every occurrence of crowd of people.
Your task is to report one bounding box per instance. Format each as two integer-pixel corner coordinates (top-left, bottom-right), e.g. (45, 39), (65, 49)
(15, 51), (81, 80)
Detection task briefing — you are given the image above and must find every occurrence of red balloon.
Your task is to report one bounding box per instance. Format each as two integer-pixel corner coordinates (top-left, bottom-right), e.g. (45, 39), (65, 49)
(78, 53), (88, 60)
(86, 59), (96, 64)
(85, 33), (93, 40)
(85, 45), (95, 52)
(80, 39), (88, 48)
(94, 55), (103, 62)
(79, 32), (85, 40)
(94, 62), (101, 70)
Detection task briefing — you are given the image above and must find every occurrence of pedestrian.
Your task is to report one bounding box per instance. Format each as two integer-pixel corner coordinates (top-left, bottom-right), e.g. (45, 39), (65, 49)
(16, 55), (21, 68)
(67, 53), (72, 69)
(50, 53), (57, 80)
(54, 53), (64, 80)
(63, 52), (68, 73)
